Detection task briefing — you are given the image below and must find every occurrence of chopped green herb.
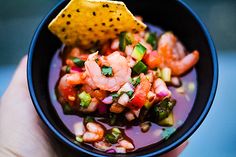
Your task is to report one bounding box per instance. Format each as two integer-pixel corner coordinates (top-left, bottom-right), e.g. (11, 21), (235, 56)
(65, 66), (71, 73)
(126, 91), (134, 97)
(130, 76), (141, 87)
(110, 93), (120, 100)
(161, 127), (176, 140)
(101, 66), (113, 77)
(112, 128), (121, 134)
(78, 91), (91, 108)
(133, 61), (148, 74)
(72, 57), (85, 67)
(109, 114), (117, 125)
(146, 32), (157, 50)
(105, 133), (117, 144)
(63, 103), (72, 114)
(111, 128), (121, 140)
(154, 98), (176, 121)
(84, 116), (95, 123)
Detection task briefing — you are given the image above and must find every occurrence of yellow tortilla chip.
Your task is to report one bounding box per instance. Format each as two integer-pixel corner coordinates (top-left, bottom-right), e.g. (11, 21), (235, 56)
(48, 0), (146, 48)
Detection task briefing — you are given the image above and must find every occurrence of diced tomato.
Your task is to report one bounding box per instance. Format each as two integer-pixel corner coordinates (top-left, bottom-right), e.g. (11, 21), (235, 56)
(143, 51), (162, 69)
(128, 74), (151, 109)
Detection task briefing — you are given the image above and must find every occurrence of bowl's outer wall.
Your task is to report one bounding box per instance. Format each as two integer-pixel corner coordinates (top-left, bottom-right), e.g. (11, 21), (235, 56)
(27, 0), (218, 156)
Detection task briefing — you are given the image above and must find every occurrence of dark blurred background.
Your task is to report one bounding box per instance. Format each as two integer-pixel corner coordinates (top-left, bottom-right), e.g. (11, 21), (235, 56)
(0, 0), (235, 156)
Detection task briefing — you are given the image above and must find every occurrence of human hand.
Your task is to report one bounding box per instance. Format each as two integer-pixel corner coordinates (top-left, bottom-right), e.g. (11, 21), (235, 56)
(0, 56), (187, 157)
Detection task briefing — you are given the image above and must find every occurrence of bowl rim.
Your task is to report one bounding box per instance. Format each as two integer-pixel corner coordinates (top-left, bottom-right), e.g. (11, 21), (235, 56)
(27, 0), (218, 156)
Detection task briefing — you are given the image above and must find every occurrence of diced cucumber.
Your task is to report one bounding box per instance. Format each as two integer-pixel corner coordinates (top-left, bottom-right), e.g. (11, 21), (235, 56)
(119, 32), (134, 51)
(146, 32), (157, 50)
(131, 43), (147, 61)
(158, 112), (174, 126)
(161, 67), (172, 82)
(133, 61), (147, 74)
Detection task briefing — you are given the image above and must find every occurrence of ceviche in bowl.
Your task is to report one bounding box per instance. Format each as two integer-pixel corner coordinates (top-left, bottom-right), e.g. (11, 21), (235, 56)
(27, 0), (218, 156)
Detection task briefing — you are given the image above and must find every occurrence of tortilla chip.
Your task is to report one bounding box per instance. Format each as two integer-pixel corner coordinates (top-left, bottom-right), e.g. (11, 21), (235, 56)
(48, 0), (146, 48)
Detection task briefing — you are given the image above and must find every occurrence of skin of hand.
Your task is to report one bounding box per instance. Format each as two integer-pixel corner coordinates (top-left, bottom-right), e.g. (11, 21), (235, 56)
(0, 56), (187, 157)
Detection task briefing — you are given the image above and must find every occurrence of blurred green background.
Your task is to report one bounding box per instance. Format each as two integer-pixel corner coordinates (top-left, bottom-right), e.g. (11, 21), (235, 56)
(0, 0), (235, 157)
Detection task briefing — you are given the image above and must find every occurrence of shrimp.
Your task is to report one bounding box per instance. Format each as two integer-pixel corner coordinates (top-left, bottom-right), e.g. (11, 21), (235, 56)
(94, 140), (111, 151)
(58, 73), (86, 104)
(158, 32), (199, 76)
(83, 122), (104, 142)
(168, 50), (199, 76)
(118, 140), (134, 150)
(85, 51), (131, 92)
(153, 78), (171, 101)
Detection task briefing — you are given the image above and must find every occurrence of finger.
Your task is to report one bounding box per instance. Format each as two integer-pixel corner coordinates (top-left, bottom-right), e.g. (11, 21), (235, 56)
(161, 141), (189, 157)
(9, 55), (28, 88)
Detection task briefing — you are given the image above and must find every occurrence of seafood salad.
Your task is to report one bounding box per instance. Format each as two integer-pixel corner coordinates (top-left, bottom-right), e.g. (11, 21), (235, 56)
(48, 0), (199, 154)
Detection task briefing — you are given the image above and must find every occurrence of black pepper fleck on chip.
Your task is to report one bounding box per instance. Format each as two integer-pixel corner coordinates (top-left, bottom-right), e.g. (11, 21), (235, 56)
(66, 21), (70, 25)
(109, 18), (113, 22)
(62, 14), (65, 17)
(93, 12), (96, 16)
(114, 28), (118, 32)
(109, 24), (114, 27)
(102, 23), (106, 26)
(67, 14), (71, 18)
(64, 35), (68, 39)
(102, 4), (109, 8)
(61, 28), (66, 32)
(117, 17), (120, 21)
(76, 9), (80, 12)
(88, 28), (92, 31)
(109, 10), (114, 13)
(94, 24), (98, 26)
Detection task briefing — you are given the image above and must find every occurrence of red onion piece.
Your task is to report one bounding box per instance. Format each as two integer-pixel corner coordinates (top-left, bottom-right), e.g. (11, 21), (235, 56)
(156, 91), (169, 98)
(70, 66), (83, 73)
(106, 149), (116, 153)
(102, 96), (113, 104)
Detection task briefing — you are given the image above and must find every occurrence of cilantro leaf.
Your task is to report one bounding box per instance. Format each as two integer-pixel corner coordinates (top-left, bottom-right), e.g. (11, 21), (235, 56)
(101, 66), (113, 77)
(131, 76), (141, 86)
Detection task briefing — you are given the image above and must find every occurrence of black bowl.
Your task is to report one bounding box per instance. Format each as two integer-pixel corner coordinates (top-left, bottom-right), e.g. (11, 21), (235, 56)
(27, 0), (218, 156)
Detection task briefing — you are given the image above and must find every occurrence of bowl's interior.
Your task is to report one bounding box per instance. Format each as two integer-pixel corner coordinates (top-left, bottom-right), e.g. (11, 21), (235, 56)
(28, 0), (217, 156)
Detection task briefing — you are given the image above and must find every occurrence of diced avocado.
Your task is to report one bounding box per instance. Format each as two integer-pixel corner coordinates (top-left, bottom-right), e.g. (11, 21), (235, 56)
(133, 61), (147, 74)
(131, 43), (147, 61)
(119, 32), (134, 51)
(158, 112), (174, 126)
